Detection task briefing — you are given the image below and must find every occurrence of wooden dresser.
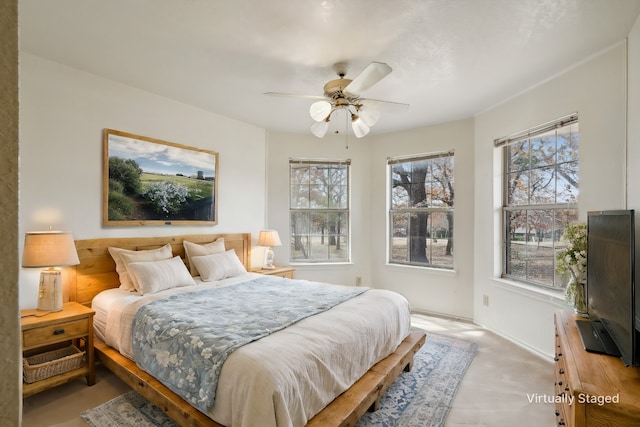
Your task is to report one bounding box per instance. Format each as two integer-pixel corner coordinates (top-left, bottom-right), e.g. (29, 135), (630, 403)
(554, 310), (640, 426)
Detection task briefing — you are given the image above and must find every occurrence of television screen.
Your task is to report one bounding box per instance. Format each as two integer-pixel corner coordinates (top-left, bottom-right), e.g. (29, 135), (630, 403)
(586, 209), (635, 366)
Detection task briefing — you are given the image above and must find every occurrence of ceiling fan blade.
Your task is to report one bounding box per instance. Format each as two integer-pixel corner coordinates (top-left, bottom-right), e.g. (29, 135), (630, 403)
(360, 98), (409, 114)
(343, 62), (392, 95)
(264, 92), (326, 100)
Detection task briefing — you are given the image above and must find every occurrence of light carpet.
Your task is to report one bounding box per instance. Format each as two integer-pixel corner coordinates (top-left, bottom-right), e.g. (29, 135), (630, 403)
(81, 332), (477, 427)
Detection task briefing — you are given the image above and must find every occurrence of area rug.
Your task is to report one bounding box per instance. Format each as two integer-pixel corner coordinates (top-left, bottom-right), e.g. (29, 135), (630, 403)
(81, 332), (477, 427)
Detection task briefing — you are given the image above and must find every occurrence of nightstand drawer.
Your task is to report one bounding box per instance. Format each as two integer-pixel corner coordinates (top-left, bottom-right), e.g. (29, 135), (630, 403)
(23, 319), (89, 349)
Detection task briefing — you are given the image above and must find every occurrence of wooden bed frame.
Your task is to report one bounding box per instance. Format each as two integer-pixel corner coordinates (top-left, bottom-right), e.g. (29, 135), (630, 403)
(65, 233), (425, 427)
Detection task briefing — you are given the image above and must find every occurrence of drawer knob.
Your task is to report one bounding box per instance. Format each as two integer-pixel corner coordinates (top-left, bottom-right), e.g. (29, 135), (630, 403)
(53, 328), (65, 335)
(559, 368), (565, 374)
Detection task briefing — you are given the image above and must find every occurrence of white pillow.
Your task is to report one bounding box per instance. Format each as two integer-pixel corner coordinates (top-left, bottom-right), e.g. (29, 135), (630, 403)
(191, 250), (247, 282)
(126, 256), (196, 295)
(108, 244), (173, 291)
(183, 239), (225, 276)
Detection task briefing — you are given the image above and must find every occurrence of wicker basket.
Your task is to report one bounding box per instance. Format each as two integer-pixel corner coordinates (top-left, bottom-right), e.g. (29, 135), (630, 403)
(23, 345), (85, 384)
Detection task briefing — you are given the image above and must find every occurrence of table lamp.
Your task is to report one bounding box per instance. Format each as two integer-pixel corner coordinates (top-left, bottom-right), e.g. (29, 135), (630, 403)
(22, 231), (80, 312)
(258, 230), (282, 270)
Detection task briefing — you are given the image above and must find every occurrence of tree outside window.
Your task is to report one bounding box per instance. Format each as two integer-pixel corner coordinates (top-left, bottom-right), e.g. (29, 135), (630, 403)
(502, 117), (579, 288)
(389, 152), (454, 269)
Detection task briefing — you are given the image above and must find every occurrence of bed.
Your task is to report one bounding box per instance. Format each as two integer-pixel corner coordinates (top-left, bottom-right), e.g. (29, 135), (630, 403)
(64, 233), (425, 427)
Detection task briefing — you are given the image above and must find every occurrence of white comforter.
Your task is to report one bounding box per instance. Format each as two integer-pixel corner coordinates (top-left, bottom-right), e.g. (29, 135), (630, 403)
(92, 273), (411, 427)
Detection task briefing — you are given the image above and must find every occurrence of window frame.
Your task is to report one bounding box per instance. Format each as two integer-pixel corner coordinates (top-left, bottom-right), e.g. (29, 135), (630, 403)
(387, 151), (455, 270)
(497, 114), (579, 289)
(288, 158), (351, 264)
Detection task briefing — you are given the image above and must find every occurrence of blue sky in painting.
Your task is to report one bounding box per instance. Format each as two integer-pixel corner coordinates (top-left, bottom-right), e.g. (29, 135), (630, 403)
(107, 133), (216, 178)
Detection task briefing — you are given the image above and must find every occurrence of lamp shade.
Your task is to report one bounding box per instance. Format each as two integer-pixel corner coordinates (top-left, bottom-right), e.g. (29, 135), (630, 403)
(258, 230), (282, 247)
(22, 231), (80, 268)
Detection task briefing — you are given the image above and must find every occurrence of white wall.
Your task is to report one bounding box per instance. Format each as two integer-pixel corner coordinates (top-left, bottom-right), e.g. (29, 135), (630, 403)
(628, 18), (640, 205)
(628, 16), (640, 299)
(369, 119), (476, 320)
(19, 54), (268, 309)
(265, 131), (372, 286)
(473, 43), (628, 357)
(267, 119), (474, 319)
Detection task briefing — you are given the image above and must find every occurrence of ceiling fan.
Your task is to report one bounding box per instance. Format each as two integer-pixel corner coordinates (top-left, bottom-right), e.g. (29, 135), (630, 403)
(265, 61), (409, 138)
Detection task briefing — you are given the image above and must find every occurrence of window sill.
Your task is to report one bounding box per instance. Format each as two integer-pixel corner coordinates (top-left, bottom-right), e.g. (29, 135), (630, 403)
(290, 262), (353, 270)
(385, 263), (457, 276)
(491, 277), (567, 305)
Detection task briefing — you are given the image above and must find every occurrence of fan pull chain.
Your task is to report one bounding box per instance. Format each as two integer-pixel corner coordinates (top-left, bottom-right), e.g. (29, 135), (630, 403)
(345, 111), (349, 149)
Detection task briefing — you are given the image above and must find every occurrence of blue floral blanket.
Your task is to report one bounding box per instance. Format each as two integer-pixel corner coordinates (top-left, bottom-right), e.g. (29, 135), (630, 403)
(132, 276), (367, 413)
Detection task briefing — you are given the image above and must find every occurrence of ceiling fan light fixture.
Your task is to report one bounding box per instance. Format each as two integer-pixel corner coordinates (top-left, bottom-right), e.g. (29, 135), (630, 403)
(267, 61), (408, 140)
(311, 119), (329, 138)
(309, 100), (332, 122)
(351, 114), (370, 138)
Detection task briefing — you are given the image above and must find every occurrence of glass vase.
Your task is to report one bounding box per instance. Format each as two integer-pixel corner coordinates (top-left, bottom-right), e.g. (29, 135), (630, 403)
(573, 278), (588, 317)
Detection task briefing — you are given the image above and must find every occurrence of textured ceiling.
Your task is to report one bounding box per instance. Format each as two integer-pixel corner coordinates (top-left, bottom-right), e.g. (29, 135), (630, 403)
(19, 0), (640, 136)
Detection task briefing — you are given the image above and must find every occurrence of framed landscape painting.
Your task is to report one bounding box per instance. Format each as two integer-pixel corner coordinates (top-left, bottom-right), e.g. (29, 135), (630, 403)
(103, 129), (218, 226)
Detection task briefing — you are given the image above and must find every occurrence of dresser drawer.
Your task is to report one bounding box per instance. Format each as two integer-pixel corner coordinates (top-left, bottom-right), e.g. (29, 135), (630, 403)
(555, 327), (573, 427)
(23, 318), (89, 350)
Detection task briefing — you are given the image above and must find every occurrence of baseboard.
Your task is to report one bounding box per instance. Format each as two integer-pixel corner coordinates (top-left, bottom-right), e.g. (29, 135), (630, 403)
(473, 320), (555, 362)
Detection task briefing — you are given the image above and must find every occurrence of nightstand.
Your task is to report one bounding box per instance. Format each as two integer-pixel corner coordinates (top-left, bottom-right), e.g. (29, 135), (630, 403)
(251, 266), (295, 279)
(21, 302), (95, 397)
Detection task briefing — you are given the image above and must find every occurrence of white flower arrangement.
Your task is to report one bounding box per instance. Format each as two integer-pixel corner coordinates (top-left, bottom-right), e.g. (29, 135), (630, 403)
(556, 222), (587, 312)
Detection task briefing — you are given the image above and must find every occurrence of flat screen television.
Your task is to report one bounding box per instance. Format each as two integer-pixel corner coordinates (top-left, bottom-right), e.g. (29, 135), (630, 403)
(576, 209), (639, 367)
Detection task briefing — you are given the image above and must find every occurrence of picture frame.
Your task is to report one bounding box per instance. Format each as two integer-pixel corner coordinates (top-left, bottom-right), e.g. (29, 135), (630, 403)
(103, 129), (218, 226)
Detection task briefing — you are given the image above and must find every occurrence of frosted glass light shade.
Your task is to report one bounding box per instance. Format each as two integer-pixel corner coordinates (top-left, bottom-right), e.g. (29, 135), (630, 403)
(311, 120), (329, 138)
(358, 105), (380, 127)
(351, 116), (370, 138)
(309, 101), (332, 121)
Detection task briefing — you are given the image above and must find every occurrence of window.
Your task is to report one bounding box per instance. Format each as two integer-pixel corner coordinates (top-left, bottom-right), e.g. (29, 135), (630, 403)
(497, 114), (579, 288)
(289, 159), (349, 263)
(388, 151), (454, 269)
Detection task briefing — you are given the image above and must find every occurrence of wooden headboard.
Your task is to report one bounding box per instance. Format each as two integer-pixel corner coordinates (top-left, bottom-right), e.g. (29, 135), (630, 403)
(64, 233), (251, 306)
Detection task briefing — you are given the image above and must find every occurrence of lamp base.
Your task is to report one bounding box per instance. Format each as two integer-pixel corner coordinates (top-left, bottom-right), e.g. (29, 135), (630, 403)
(37, 268), (63, 312)
(262, 247), (276, 270)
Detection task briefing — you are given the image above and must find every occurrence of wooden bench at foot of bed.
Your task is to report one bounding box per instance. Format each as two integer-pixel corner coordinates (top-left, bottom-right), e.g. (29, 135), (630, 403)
(95, 330), (426, 427)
